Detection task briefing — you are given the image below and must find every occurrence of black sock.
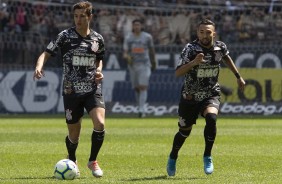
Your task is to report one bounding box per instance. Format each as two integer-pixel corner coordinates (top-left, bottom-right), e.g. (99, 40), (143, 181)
(204, 113), (217, 157)
(89, 130), (105, 161)
(65, 136), (78, 162)
(169, 130), (191, 160)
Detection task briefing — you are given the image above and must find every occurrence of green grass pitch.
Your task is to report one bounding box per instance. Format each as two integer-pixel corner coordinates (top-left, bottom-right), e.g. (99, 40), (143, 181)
(0, 115), (281, 183)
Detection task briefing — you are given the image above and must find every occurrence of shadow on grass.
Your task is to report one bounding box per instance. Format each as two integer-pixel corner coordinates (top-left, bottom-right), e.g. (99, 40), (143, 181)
(124, 175), (207, 182)
(0, 176), (87, 180)
(0, 176), (54, 180)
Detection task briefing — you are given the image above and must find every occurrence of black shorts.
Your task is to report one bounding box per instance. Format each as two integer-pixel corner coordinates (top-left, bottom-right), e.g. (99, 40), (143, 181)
(178, 95), (220, 128)
(63, 93), (105, 124)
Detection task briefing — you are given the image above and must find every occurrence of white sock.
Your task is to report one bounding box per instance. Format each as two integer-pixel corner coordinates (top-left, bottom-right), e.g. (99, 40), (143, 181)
(139, 90), (147, 113)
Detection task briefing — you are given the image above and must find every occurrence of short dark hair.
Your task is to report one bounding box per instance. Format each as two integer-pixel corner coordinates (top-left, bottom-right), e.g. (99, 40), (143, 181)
(132, 19), (143, 24)
(198, 19), (215, 28)
(73, 1), (93, 16)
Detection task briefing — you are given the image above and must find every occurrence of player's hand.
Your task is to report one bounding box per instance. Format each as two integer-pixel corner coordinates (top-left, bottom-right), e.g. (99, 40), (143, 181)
(33, 68), (44, 80)
(95, 71), (104, 84)
(126, 55), (132, 66)
(194, 53), (205, 65)
(237, 77), (245, 91)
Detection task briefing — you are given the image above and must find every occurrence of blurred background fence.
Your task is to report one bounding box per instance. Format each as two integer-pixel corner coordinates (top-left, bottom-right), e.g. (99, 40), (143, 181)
(0, 0), (282, 116)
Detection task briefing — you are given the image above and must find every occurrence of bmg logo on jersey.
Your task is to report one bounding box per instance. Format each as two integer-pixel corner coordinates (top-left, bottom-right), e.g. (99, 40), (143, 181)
(197, 68), (219, 78)
(72, 56), (96, 66)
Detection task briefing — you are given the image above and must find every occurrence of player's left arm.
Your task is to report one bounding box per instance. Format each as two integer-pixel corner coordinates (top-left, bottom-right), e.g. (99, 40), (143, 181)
(149, 46), (156, 71)
(148, 34), (156, 71)
(95, 35), (105, 84)
(222, 55), (245, 91)
(95, 59), (103, 84)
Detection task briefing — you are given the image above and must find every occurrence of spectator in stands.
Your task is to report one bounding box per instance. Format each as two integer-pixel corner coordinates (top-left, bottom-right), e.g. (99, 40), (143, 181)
(4, 13), (22, 33)
(169, 7), (192, 44)
(273, 11), (282, 37)
(221, 11), (236, 42)
(143, 9), (160, 42)
(44, 11), (60, 39)
(15, 2), (29, 32)
(56, 6), (73, 30)
(97, 8), (117, 44)
(33, 1), (106, 178)
(29, 3), (46, 33)
(116, 9), (143, 41)
(251, 8), (268, 40)
(123, 19), (156, 118)
(236, 9), (254, 42)
(156, 14), (171, 45)
(166, 19), (245, 176)
(0, 5), (9, 32)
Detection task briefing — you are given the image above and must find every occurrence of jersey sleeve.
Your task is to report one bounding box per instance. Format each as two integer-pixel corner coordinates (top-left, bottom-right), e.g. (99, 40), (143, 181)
(217, 41), (229, 56)
(176, 43), (194, 69)
(96, 34), (105, 61)
(45, 30), (66, 56)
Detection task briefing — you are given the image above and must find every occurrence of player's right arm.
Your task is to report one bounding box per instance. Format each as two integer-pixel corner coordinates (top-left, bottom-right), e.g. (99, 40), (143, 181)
(123, 50), (132, 66)
(33, 30), (65, 80)
(175, 53), (204, 77)
(123, 35), (132, 66)
(33, 51), (51, 80)
(175, 44), (206, 77)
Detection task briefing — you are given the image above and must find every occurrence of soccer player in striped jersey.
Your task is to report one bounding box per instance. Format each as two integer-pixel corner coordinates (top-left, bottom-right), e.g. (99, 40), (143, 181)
(167, 19), (245, 176)
(33, 1), (105, 178)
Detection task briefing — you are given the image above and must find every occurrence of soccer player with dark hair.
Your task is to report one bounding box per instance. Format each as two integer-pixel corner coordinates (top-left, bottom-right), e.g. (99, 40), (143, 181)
(33, 1), (105, 178)
(123, 18), (156, 118)
(167, 19), (245, 176)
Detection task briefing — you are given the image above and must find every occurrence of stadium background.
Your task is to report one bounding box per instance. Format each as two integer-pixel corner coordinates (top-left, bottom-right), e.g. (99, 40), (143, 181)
(0, 0), (281, 116)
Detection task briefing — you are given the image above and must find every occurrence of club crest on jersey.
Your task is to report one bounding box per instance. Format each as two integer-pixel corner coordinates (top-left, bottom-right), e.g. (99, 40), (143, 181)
(91, 41), (99, 52)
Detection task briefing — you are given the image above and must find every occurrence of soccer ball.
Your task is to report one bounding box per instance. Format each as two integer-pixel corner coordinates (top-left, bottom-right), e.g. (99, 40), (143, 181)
(54, 159), (78, 180)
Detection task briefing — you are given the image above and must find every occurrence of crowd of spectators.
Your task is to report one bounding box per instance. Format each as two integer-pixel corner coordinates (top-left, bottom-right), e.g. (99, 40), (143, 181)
(0, 0), (282, 58)
(1, 0), (281, 47)
(56, 0), (276, 7)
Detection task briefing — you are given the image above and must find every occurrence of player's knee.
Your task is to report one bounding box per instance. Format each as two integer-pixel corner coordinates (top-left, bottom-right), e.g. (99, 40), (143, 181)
(205, 113), (217, 127)
(94, 120), (105, 130)
(179, 127), (192, 137)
